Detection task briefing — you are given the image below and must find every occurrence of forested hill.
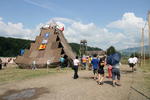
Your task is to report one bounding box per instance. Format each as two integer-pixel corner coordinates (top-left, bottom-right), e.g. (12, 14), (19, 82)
(70, 43), (102, 55)
(0, 37), (33, 57)
(0, 37), (102, 57)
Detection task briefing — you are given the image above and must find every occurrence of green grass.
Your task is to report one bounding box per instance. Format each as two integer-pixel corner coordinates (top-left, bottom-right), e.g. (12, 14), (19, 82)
(121, 57), (129, 64)
(139, 59), (150, 92)
(0, 66), (72, 84)
(140, 60), (150, 72)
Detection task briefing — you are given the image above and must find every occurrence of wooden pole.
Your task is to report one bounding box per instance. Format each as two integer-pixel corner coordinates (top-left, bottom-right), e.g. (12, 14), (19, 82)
(148, 11), (150, 58)
(141, 28), (144, 65)
(141, 28), (144, 58)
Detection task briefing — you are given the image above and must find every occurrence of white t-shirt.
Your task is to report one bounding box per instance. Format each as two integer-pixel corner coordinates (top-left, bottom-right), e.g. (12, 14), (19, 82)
(133, 57), (138, 64)
(47, 60), (51, 65)
(73, 59), (80, 66)
(33, 61), (36, 65)
(128, 58), (134, 63)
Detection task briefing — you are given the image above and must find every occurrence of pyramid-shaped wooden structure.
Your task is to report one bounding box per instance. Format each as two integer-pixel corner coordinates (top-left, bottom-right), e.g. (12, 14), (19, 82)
(15, 25), (76, 68)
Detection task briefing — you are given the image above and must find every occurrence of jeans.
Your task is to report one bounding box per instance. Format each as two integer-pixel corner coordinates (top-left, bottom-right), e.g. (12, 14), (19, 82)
(112, 68), (120, 80)
(73, 66), (79, 79)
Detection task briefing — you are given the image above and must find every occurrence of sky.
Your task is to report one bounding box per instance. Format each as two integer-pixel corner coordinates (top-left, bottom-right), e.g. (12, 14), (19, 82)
(0, 0), (149, 50)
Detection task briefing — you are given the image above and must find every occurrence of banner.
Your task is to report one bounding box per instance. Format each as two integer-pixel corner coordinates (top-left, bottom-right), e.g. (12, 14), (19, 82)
(20, 49), (25, 56)
(44, 32), (50, 38)
(39, 44), (46, 50)
(42, 39), (48, 44)
(56, 25), (64, 31)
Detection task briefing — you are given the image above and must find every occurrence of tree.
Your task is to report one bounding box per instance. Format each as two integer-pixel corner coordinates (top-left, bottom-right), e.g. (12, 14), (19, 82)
(106, 46), (116, 56)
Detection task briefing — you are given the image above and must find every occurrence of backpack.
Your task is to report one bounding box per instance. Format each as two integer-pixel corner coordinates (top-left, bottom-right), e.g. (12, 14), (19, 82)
(107, 53), (121, 66)
(99, 59), (105, 66)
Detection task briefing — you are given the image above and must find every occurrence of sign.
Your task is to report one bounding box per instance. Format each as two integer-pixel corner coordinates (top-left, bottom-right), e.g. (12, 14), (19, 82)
(39, 44), (46, 50)
(20, 49), (25, 56)
(42, 39), (48, 44)
(44, 32), (50, 38)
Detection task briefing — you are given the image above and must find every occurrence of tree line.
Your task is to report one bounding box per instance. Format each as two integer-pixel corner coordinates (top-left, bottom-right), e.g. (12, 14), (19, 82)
(0, 37), (102, 57)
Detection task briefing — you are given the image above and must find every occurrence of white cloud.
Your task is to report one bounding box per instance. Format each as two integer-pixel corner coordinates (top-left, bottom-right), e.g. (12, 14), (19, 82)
(0, 17), (3, 20)
(51, 17), (127, 50)
(0, 18), (33, 39)
(107, 12), (145, 31)
(0, 12), (148, 50)
(107, 12), (148, 49)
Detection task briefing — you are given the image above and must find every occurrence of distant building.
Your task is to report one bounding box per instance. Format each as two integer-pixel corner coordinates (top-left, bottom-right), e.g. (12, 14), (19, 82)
(86, 50), (106, 56)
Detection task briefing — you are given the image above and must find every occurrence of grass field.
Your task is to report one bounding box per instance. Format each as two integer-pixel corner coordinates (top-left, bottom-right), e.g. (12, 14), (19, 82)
(0, 65), (72, 84)
(139, 59), (150, 92)
(121, 57), (129, 64)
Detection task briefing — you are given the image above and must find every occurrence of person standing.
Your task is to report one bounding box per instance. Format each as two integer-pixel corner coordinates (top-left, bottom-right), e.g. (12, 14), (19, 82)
(91, 54), (99, 80)
(82, 56), (87, 70)
(106, 55), (112, 78)
(73, 56), (80, 79)
(47, 59), (51, 71)
(0, 58), (2, 70)
(32, 60), (37, 70)
(107, 53), (121, 87)
(59, 55), (65, 68)
(128, 56), (135, 72)
(88, 56), (92, 70)
(133, 56), (138, 71)
(107, 64), (112, 78)
(97, 57), (106, 85)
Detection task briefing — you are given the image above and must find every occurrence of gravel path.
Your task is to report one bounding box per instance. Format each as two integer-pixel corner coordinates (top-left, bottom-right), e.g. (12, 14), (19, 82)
(0, 65), (149, 100)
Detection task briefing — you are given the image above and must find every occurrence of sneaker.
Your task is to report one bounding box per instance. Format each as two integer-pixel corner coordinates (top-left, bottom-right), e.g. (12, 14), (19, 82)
(99, 82), (103, 85)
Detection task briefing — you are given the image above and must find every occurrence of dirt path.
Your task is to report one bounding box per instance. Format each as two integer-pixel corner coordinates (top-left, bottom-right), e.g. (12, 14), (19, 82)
(0, 65), (149, 100)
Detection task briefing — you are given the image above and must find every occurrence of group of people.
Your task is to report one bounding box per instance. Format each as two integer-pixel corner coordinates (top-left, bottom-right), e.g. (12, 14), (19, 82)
(81, 56), (92, 70)
(72, 52), (122, 87)
(59, 55), (71, 68)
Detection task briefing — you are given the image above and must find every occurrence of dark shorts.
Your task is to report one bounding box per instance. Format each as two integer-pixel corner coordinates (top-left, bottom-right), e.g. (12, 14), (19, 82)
(129, 63), (134, 67)
(82, 63), (86, 67)
(93, 69), (98, 75)
(112, 68), (120, 80)
(98, 69), (104, 74)
(0, 64), (2, 69)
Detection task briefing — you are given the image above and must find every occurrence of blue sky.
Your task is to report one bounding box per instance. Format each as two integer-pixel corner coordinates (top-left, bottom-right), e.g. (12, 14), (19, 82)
(0, 0), (149, 50)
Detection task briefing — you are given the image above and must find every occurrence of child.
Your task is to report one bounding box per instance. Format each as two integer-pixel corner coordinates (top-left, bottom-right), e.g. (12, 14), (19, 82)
(97, 57), (105, 85)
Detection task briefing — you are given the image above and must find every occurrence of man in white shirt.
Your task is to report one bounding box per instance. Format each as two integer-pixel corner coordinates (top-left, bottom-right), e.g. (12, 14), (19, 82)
(133, 57), (138, 64)
(73, 56), (80, 79)
(128, 57), (134, 72)
(133, 56), (138, 71)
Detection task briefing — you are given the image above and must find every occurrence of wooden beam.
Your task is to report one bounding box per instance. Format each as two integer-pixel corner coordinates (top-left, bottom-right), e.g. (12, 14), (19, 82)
(148, 11), (150, 57)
